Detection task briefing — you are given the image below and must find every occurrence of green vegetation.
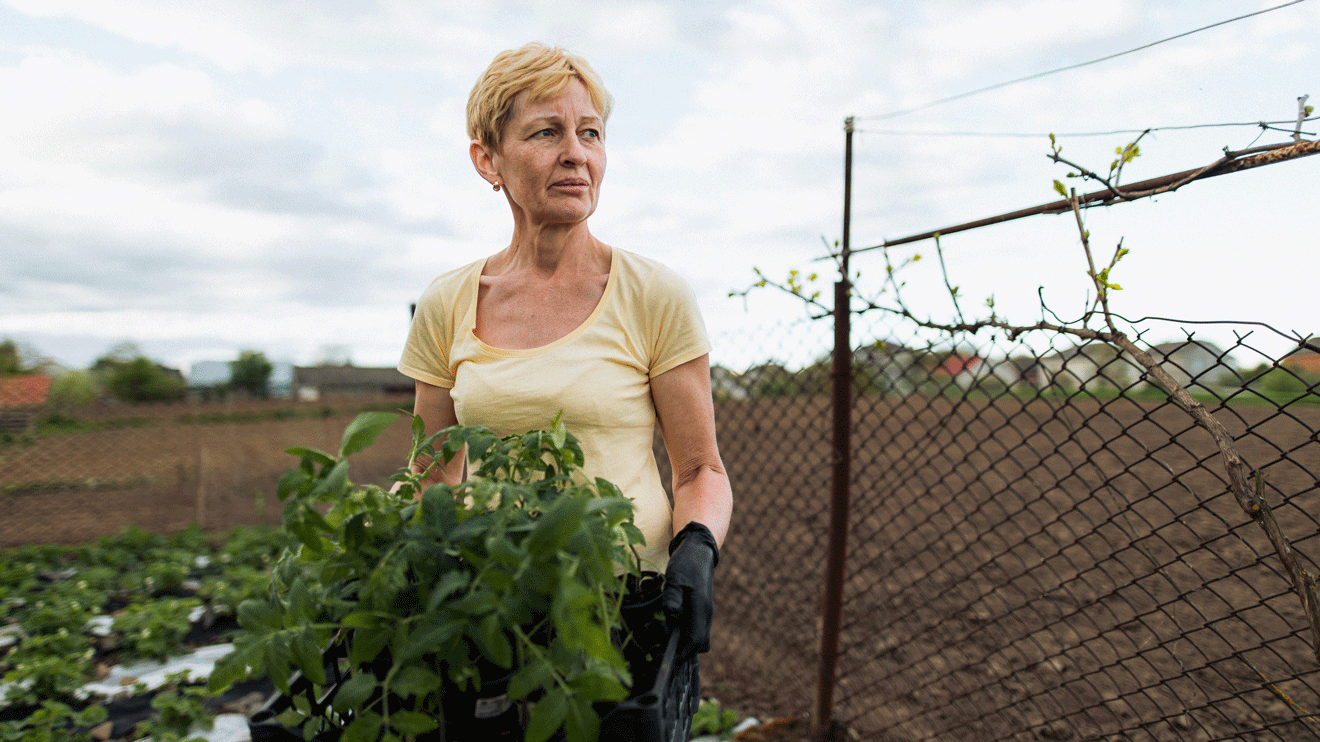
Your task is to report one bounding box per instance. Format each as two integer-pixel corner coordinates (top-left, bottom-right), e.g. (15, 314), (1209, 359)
(228, 350), (274, 399)
(0, 413), (746, 741)
(102, 357), (186, 403)
(211, 412), (647, 742)
(44, 372), (97, 408)
(0, 524), (295, 739)
(691, 698), (741, 739)
(0, 340), (35, 375)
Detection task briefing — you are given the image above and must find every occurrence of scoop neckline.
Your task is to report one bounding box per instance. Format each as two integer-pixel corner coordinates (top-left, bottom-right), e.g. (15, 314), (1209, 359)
(469, 247), (618, 356)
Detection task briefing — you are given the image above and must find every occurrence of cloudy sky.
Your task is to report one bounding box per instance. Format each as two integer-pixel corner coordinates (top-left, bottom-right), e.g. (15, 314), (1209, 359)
(1, 0), (1317, 378)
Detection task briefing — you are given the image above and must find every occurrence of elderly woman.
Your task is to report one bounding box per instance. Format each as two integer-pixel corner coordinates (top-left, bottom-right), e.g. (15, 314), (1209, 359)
(397, 43), (732, 668)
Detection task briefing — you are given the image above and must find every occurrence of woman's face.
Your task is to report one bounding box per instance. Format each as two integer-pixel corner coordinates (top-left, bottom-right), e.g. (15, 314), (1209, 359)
(483, 79), (606, 229)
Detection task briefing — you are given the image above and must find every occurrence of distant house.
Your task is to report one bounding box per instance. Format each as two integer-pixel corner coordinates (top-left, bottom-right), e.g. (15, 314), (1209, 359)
(0, 374), (52, 433)
(1148, 340), (1239, 391)
(291, 366), (414, 401)
(189, 360), (294, 398)
(1038, 344), (1142, 393)
(1280, 343), (1320, 378)
(0, 374), (51, 409)
(1000, 356), (1047, 390)
(930, 351), (990, 390)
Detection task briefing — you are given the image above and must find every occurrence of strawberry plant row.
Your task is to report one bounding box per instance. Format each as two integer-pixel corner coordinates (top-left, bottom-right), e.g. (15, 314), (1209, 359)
(0, 523), (295, 740)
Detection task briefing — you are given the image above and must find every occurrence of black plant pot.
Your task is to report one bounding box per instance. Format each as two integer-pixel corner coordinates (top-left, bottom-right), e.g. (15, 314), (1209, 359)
(597, 571), (697, 742)
(247, 572), (697, 742)
(438, 656), (521, 741)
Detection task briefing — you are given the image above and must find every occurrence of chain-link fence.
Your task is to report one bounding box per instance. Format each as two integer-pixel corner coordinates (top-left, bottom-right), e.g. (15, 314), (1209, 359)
(701, 311), (1320, 741)
(0, 397), (417, 548)
(2, 315), (1318, 741)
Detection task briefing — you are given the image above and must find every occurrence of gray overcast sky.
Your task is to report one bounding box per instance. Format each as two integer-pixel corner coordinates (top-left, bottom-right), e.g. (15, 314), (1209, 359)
(1, 0), (1317, 377)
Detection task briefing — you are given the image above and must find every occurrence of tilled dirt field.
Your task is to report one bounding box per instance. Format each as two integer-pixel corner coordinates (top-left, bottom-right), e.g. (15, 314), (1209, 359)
(704, 395), (1320, 741)
(4, 394), (1320, 741)
(0, 399), (418, 547)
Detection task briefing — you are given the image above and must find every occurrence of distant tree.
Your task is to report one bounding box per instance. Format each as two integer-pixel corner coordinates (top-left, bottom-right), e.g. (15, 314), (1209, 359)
(91, 342), (143, 374)
(230, 350), (274, 398)
(100, 354), (185, 403)
(745, 362), (803, 398)
(47, 370), (99, 407)
(0, 340), (21, 374)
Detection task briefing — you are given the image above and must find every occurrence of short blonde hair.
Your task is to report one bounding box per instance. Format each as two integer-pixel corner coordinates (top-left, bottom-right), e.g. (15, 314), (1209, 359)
(466, 43), (613, 150)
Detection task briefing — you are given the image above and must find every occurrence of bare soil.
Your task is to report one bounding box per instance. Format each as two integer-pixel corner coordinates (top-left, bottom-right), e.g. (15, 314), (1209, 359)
(4, 393), (1320, 741)
(703, 395), (1320, 741)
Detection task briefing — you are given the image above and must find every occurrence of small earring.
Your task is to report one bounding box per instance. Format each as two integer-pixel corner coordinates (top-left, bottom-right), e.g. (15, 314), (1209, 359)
(492, 183), (501, 192)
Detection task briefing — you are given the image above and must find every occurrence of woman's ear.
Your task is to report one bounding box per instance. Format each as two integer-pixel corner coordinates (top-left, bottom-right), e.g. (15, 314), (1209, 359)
(470, 140), (500, 187)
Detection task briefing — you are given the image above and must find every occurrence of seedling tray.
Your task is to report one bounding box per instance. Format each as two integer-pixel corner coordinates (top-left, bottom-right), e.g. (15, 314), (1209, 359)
(248, 617), (698, 742)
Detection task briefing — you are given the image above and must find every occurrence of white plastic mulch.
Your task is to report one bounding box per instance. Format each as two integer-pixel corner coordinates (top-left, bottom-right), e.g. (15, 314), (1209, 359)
(2, 639), (758, 742)
(692, 716), (760, 741)
(79, 642), (234, 701)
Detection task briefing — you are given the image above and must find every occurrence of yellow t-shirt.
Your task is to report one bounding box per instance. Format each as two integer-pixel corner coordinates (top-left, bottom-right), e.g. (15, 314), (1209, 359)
(398, 248), (711, 571)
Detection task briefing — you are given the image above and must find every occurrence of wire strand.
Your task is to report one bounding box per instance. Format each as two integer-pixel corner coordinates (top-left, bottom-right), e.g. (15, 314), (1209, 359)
(856, 0), (1310, 122)
(854, 117), (1318, 139)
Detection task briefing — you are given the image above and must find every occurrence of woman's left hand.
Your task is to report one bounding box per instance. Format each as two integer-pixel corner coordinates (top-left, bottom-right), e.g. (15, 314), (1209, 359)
(663, 520), (720, 659)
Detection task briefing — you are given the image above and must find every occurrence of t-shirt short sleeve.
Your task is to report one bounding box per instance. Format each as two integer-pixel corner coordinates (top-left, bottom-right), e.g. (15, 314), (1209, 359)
(398, 262), (481, 389)
(643, 262), (711, 378)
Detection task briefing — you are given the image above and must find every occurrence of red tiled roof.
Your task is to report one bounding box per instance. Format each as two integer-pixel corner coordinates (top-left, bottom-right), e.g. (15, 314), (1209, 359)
(0, 375), (52, 408)
(1282, 349), (1320, 376)
(934, 354), (982, 376)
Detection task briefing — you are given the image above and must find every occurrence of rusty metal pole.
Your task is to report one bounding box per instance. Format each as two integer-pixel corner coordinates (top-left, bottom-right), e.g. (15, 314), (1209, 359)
(812, 116), (854, 741)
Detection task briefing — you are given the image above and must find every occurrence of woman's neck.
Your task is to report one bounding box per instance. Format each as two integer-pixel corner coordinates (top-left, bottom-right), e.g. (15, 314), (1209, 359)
(493, 221), (608, 278)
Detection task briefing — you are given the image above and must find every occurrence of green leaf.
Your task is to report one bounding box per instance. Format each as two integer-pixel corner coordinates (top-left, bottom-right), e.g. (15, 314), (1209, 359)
(389, 709), (439, 736)
(1053, 179), (1067, 198)
(286, 579), (315, 626)
(341, 711), (383, 742)
(564, 696), (600, 742)
(238, 599), (283, 633)
(308, 460), (350, 500)
(528, 494), (590, 555)
(478, 613), (513, 668)
(410, 413), (426, 448)
(276, 470), (309, 502)
(390, 665), (441, 699)
(550, 412), (567, 449)
(332, 673), (378, 712)
(349, 627), (392, 665)
(340, 412), (399, 458)
(207, 640), (261, 693)
(341, 611), (387, 629)
(508, 660), (553, 700)
(264, 632), (295, 695)
(286, 446), (336, 466)
(396, 620), (462, 665)
(75, 704), (109, 726)
(568, 667), (628, 702)
(425, 572), (470, 612)
(526, 689), (567, 742)
(451, 588), (499, 616)
(291, 626), (326, 685)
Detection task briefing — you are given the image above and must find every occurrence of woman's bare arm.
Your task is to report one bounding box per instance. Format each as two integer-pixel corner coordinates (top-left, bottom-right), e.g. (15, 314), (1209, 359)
(650, 354), (733, 546)
(409, 379), (465, 491)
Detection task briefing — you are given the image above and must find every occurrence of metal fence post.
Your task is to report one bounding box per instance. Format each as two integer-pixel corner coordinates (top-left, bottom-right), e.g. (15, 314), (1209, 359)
(813, 116), (854, 741)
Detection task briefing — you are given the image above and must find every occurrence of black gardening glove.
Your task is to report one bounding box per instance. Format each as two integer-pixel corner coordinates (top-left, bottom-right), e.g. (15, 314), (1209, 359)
(663, 521), (719, 661)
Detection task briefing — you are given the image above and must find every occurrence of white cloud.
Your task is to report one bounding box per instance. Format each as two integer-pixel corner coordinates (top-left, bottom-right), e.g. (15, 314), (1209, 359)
(1, 0), (1317, 373)
(1, 0), (490, 74)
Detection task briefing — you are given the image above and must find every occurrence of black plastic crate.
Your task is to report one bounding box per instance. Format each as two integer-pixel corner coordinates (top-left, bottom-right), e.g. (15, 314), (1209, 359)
(248, 602), (697, 742)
